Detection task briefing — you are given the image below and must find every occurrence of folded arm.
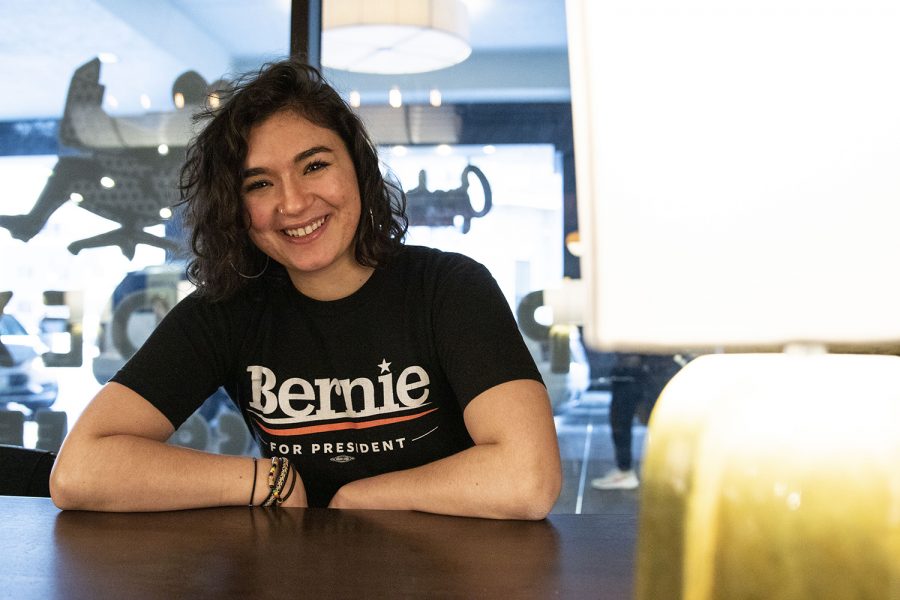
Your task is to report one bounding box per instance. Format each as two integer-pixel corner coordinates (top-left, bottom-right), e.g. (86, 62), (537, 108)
(50, 382), (307, 512)
(328, 379), (562, 520)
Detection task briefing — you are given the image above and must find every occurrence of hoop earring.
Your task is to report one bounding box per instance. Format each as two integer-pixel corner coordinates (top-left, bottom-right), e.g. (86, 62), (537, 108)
(230, 255), (270, 279)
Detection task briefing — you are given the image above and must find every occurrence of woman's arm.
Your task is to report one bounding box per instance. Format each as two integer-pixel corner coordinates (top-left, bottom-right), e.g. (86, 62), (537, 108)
(327, 379), (562, 520)
(50, 382), (307, 511)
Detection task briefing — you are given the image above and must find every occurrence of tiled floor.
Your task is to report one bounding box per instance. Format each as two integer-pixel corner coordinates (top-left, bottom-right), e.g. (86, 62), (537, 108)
(551, 390), (644, 516)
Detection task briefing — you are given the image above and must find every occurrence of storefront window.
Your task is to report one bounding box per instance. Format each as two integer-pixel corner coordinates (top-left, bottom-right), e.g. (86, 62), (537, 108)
(0, 1), (289, 451)
(320, 1), (579, 401)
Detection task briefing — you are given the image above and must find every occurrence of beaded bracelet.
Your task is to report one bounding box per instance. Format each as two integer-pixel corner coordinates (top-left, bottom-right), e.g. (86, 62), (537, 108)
(272, 458), (291, 504)
(260, 457), (282, 507)
(266, 457), (280, 490)
(257, 457), (279, 508)
(262, 457), (291, 508)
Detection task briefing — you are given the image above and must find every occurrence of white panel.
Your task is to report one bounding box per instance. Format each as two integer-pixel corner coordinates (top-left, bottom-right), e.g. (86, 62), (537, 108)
(567, 0), (900, 351)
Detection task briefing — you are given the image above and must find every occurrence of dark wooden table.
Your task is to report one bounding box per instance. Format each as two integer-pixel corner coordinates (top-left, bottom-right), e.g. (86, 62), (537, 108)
(2, 496), (637, 599)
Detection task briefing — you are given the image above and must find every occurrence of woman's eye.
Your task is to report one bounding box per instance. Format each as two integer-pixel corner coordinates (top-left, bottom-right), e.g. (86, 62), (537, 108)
(244, 180), (270, 193)
(304, 160), (330, 174)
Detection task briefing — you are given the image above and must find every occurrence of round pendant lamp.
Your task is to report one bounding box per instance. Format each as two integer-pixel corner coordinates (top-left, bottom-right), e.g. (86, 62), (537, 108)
(322, 0), (472, 74)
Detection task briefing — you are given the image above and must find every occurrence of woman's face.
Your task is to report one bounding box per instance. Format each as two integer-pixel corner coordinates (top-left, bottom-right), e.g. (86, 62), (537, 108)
(242, 110), (368, 297)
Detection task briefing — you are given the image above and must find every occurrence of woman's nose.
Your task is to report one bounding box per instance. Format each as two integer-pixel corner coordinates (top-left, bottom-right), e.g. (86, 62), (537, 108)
(278, 176), (313, 215)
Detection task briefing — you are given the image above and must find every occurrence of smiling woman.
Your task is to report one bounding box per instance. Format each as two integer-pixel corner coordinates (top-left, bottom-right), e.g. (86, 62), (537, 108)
(50, 58), (562, 519)
(241, 112), (369, 300)
(178, 60), (408, 303)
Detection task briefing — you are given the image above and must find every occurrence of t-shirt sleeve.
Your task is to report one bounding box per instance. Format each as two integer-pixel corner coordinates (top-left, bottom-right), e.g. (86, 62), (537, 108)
(109, 292), (234, 428)
(431, 253), (544, 409)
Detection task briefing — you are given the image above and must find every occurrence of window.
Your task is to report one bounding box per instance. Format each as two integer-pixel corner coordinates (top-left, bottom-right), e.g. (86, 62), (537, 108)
(0, 1), (289, 452)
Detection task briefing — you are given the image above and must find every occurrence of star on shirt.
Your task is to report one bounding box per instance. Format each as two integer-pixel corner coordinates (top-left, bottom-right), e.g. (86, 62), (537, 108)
(378, 358), (391, 374)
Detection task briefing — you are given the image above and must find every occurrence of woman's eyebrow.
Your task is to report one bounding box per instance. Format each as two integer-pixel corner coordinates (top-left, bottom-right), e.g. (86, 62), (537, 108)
(242, 145), (333, 179)
(293, 145), (332, 164)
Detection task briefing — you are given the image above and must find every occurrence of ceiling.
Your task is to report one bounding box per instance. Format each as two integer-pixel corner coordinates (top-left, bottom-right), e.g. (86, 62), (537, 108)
(0, 0), (570, 121)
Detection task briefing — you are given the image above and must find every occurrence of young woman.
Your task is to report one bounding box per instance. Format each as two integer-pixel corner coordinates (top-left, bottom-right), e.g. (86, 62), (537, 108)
(50, 58), (561, 519)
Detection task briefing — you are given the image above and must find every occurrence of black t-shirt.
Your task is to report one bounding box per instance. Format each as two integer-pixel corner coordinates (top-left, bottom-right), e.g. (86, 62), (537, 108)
(112, 246), (543, 506)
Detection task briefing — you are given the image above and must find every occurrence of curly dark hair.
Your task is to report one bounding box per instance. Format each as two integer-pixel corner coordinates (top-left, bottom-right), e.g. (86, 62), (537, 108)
(178, 57), (408, 300)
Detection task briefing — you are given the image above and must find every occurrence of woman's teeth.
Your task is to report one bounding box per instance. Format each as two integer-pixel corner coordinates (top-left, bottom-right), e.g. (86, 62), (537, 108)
(284, 217), (325, 238)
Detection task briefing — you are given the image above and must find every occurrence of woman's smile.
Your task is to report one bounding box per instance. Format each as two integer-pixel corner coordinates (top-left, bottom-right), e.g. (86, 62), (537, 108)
(283, 215), (328, 239)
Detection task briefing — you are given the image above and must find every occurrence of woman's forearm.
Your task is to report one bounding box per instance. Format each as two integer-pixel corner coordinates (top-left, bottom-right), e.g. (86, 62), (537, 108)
(329, 380), (562, 519)
(328, 440), (561, 520)
(50, 434), (268, 512)
(50, 382), (307, 512)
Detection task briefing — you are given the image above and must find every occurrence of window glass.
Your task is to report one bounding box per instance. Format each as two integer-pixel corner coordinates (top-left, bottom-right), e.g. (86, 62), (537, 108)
(321, 0), (576, 404)
(0, 1), (289, 452)
(321, 0), (690, 514)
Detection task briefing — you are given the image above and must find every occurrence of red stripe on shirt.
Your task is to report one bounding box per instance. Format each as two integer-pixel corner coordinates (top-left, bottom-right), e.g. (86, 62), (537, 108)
(253, 407), (438, 437)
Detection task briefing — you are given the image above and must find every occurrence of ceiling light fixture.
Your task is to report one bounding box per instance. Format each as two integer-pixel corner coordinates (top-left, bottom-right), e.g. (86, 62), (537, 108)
(322, 0), (472, 74)
(389, 87), (403, 108)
